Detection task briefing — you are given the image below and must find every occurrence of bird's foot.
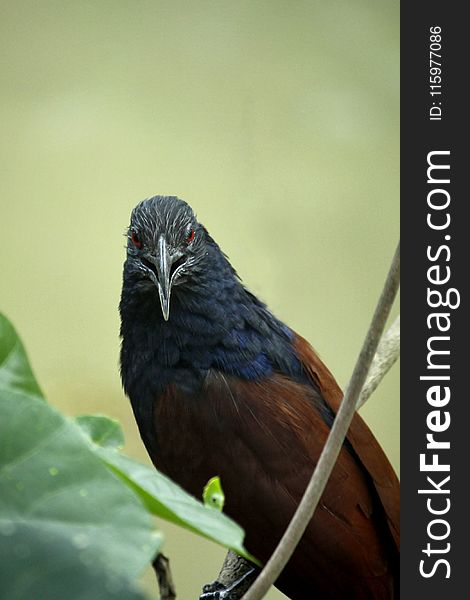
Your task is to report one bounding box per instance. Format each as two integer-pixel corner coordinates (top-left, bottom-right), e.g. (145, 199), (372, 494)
(199, 567), (257, 599)
(199, 550), (258, 600)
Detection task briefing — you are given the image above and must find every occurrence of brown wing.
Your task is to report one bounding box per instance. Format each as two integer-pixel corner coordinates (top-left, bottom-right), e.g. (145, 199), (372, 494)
(152, 366), (398, 599)
(293, 332), (400, 550)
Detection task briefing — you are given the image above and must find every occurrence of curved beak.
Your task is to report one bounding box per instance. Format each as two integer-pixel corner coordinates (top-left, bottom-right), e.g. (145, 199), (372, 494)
(155, 235), (172, 321)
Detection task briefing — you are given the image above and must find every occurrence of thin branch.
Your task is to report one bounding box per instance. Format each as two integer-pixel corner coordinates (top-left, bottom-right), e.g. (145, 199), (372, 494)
(356, 314), (400, 409)
(153, 553), (176, 600)
(242, 241), (400, 600)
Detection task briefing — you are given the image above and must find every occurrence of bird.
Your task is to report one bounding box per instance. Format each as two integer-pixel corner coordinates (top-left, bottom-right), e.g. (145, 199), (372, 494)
(119, 195), (399, 600)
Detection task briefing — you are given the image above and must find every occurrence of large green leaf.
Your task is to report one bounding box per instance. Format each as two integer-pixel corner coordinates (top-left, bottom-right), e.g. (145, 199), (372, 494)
(77, 418), (257, 564)
(0, 389), (162, 599)
(0, 314), (161, 599)
(0, 311), (256, 600)
(0, 523), (146, 600)
(0, 314), (43, 399)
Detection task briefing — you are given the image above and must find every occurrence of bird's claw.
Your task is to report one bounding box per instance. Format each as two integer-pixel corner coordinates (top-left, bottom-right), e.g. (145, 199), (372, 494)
(199, 568), (257, 600)
(199, 580), (226, 599)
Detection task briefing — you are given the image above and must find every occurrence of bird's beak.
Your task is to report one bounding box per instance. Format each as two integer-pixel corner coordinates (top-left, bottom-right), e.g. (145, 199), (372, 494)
(156, 235), (172, 321)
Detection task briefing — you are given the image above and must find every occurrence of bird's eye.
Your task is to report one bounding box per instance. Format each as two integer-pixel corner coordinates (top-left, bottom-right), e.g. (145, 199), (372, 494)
(186, 228), (196, 244)
(131, 230), (142, 249)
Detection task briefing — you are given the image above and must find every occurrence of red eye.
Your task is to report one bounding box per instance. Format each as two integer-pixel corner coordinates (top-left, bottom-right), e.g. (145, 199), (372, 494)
(187, 228), (196, 244)
(131, 230), (142, 249)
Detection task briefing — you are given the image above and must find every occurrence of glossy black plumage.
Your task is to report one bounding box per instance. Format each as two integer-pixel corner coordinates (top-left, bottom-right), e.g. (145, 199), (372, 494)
(120, 196), (399, 599)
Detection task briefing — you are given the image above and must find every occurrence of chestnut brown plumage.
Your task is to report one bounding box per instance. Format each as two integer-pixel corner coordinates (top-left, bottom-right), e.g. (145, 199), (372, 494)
(120, 196), (399, 599)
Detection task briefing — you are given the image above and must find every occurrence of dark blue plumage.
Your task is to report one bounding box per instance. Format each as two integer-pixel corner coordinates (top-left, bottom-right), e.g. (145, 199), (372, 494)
(119, 195), (399, 600)
(120, 196), (326, 448)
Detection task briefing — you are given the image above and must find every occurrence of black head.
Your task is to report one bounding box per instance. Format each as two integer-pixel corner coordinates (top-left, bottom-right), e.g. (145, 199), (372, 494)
(124, 196), (208, 320)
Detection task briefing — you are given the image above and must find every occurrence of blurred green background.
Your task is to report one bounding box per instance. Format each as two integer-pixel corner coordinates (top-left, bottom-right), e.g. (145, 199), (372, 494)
(0, 1), (399, 598)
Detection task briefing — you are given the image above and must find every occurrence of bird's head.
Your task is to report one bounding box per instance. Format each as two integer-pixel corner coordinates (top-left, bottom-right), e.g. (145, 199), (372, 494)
(123, 196), (208, 321)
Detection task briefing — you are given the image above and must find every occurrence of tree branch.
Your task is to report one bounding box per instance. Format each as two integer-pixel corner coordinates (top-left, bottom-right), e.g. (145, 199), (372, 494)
(356, 314), (400, 410)
(242, 241), (400, 600)
(153, 553), (176, 600)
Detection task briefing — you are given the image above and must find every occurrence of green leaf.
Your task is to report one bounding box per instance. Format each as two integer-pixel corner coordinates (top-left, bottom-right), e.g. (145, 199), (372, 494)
(77, 419), (257, 563)
(0, 390), (162, 597)
(0, 315), (161, 599)
(0, 313), (43, 400)
(0, 523), (147, 600)
(203, 476), (225, 511)
(75, 414), (125, 449)
(95, 448), (259, 565)
(0, 311), (258, 600)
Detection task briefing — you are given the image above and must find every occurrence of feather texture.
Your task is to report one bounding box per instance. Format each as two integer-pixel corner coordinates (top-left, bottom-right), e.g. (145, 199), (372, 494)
(119, 196), (399, 599)
(150, 364), (398, 599)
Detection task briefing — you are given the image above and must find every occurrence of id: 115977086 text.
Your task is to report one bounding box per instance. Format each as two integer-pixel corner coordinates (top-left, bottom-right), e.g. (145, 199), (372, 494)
(429, 26), (443, 121)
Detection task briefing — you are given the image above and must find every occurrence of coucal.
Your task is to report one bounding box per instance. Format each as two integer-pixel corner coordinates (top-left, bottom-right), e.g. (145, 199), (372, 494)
(119, 196), (399, 599)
